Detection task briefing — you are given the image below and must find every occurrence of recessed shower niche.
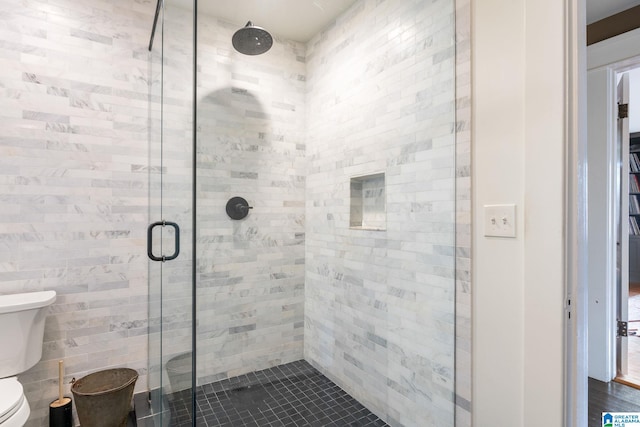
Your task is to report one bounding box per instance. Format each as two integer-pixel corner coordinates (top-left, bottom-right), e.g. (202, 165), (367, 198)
(350, 172), (386, 231)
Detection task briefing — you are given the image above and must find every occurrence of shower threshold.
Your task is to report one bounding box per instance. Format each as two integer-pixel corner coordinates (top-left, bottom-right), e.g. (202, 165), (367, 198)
(164, 360), (389, 426)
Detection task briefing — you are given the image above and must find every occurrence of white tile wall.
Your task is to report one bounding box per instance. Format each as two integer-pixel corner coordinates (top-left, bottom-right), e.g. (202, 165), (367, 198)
(0, 0), (471, 425)
(0, 0), (156, 425)
(304, 0), (458, 425)
(194, 15), (307, 385)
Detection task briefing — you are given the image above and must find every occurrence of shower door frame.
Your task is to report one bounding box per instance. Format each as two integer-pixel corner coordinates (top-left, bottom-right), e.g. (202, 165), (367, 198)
(148, 0), (198, 424)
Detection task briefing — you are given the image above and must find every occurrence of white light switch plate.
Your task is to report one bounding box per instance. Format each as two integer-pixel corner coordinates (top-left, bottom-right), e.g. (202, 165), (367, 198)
(484, 204), (516, 238)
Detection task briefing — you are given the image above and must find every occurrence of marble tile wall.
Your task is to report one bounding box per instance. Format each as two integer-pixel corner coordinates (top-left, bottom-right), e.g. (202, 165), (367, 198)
(0, 0), (471, 425)
(0, 0), (156, 425)
(304, 0), (458, 426)
(194, 16), (306, 384)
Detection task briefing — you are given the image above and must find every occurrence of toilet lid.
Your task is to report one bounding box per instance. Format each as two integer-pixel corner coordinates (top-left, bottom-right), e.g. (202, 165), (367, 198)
(0, 378), (25, 423)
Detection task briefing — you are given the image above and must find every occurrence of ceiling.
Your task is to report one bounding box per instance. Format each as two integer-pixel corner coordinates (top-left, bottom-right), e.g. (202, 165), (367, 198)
(586, 0), (640, 24)
(169, 0), (640, 41)
(171, 0), (359, 42)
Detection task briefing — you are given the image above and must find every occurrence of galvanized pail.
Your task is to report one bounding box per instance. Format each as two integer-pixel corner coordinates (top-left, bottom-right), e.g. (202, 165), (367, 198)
(71, 368), (138, 427)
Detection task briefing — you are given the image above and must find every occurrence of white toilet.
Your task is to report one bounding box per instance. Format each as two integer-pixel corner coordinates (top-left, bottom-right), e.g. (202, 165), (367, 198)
(0, 291), (56, 426)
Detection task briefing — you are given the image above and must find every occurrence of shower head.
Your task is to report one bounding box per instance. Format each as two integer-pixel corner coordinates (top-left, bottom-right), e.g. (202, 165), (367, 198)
(232, 21), (273, 55)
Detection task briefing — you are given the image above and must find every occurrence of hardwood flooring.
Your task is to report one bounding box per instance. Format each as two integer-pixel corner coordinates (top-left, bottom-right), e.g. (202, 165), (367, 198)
(588, 284), (640, 427)
(589, 377), (640, 426)
(616, 283), (640, 386)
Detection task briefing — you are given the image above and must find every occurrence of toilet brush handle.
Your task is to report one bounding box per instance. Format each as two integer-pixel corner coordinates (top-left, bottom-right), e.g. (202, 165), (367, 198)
(58, 360), (63, 403)
(50, 358), (72, 427)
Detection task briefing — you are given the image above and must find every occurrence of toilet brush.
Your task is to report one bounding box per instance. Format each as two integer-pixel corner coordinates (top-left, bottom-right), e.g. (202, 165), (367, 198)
(49, 360), (72, 427)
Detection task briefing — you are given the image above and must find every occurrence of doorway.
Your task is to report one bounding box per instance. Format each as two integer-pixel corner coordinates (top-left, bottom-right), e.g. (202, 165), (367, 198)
(587, 60), (640, 382)
(584, 30), (640, 427)
(586, 47), (640, 387)
(618, 129), (640, 387)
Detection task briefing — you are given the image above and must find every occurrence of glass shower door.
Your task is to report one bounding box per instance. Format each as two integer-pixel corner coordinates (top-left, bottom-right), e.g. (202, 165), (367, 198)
(148, 0), (459, 425)
(193, 1), (458, 426)
(148, 0), (195, 425)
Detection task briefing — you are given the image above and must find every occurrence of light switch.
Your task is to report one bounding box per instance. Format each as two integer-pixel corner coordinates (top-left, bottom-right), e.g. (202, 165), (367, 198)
(484, 204), (516, 238)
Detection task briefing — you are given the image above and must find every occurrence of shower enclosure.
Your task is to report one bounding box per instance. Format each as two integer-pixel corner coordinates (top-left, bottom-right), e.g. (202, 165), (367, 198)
(148, 0), (458, 425)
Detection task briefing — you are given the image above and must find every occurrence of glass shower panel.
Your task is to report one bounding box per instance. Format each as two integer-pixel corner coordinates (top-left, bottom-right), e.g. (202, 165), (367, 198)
(148, 0), (195, 424)
(193, 1), (457, 426)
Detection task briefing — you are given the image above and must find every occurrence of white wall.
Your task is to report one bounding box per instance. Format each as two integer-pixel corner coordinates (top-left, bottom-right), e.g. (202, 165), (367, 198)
(473, 0), (525, 422)
(473, 0), (567, 425)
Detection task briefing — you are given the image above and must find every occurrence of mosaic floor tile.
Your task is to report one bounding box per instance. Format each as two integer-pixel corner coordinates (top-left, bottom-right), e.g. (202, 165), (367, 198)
(167, 360), (389, 427)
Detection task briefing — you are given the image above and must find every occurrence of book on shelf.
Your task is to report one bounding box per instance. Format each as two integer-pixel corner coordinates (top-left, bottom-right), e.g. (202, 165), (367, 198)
(632, 174), (640, 193)
(631, 194), (640, 214)
(631, 216), (640, 236)
(631, 152), (640, 172)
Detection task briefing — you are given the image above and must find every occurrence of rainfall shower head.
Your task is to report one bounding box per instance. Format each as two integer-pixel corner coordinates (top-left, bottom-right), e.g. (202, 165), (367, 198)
(232, 21), (273, 55)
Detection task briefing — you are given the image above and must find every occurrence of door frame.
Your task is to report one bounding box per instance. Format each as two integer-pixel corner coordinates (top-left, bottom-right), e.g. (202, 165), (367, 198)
(586, 59), (617, 383)
(567, 23), (640, 427)
(586, 38), (640, 380)
(616, 71), (631, 378)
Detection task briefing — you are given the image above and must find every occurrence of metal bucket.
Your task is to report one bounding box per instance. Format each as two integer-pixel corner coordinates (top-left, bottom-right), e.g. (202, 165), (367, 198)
(71, 368), (138, 427)
(166, 352), (192, 394)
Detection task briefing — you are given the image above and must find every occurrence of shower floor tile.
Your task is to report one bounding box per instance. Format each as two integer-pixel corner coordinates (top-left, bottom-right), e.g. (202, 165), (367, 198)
(167, 360), (389, 427)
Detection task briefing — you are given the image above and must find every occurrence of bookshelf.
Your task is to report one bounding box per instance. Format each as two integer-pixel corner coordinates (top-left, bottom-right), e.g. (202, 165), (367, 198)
(630, 150), (640, 234)
(630, 133), (640, 282)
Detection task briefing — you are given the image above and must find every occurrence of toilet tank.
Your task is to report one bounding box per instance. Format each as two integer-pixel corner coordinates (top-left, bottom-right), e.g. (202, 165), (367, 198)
(0, 291), (56, 378)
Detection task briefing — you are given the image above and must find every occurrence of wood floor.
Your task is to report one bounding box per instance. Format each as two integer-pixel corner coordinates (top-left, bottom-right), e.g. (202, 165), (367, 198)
(589, 377), (640, 426)
(615, 332), (640, 386)
(616, 282), (640, 385)
(588, 283), (640, 427)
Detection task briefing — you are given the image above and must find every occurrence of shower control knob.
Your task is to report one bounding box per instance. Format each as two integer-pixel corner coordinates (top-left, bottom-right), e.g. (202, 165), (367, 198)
(226, 197), (253, 220)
